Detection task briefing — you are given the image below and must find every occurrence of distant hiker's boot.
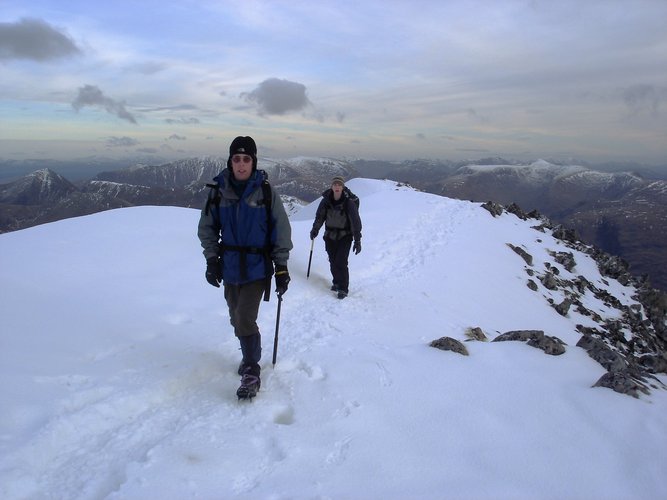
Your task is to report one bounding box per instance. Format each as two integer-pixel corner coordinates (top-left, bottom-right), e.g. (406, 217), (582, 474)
(330, 282), (338, 291)
(337, 290), (348, 299)
(237, 365), (261, 400)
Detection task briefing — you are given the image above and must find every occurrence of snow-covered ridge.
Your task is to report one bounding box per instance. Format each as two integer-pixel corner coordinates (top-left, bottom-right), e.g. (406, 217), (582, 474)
(1, 179), (665, 498)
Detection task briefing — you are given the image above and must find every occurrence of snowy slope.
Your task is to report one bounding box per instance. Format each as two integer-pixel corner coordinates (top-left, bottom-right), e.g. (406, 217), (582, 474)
(1, 179), (665, 499)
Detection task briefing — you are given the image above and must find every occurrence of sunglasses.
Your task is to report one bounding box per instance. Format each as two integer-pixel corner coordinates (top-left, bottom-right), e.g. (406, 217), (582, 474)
(232, 155), (253, 164)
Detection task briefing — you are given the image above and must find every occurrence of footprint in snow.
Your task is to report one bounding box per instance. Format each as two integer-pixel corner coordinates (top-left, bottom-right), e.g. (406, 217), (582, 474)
(332, 400), (360, 419)
(326, 436), (352, 466)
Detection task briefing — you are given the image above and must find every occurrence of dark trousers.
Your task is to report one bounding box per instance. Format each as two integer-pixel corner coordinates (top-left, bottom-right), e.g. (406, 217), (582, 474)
(325, 235), (353, 292)
(224, 279), (264, 367)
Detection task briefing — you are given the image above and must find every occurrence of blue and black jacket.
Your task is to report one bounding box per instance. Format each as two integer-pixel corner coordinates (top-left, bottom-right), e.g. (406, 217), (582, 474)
(198, 169), (292, 288)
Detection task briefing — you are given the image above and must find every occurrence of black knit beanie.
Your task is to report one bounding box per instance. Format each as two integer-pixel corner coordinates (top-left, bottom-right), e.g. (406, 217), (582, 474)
(227, 136), (258, 170)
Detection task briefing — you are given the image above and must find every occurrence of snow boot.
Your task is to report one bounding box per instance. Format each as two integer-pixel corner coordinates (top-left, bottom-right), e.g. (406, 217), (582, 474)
(237, 366), (261, 400)
(337, 290), (348, 299)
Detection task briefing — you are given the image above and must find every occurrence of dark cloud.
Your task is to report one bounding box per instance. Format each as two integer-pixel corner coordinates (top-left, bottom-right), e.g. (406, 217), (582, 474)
(336, 112), (346, 123)
(0, 18), (81, 61)
(168, 134), (187, 141)
(72, 85), (137, 124)
(622, 84), (665, 117)
(241, 78), (312, 116)
(106, 136), (139, 147)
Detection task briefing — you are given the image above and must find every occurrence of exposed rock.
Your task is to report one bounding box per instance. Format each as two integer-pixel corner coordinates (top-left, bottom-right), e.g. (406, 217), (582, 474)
(591, 288), (624, 310)
(635, 285), (667, 343)
(507, 243), (533, 266)
(552, 251), (577, 272)
(545, 262), (560, 275)
(553, 299), (572, 317)
(493, 330), (566, 355)
(638, 354), (667, 374)
(552, 225), (580, 244)
(465, 327), (488, 342)
(459, 197), (665, 397)
(430, 337), (469, 356)
(576, 335), (627, 372)
(592, 370), (651, 399)
(540, 272), (559, 290)
(594, 251), (633, 285)
(481, 201), (504, 217)
(573, 276), (590, 294)
(505, 203), (528, 220)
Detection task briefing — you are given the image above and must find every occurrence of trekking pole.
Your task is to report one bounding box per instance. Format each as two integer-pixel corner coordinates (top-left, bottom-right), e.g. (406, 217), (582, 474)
(272, 293), (283, 367)
(306, 239), (314, 278)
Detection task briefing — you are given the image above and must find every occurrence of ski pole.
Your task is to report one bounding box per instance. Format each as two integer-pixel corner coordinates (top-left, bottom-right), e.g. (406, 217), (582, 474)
(306, 239), (314, 278)
(272, 293), (283, 367)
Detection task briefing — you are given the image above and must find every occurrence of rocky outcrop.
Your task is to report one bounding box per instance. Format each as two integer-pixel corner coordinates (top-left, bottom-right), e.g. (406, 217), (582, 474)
(465, 327), (488, 342)
(488, 201), (667, 398)
(492, 330), (566, 356)
(430, 337), (469, 356)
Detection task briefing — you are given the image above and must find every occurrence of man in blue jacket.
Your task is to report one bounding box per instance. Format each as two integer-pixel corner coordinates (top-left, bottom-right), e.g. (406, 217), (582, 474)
(198, 136), (293, 399)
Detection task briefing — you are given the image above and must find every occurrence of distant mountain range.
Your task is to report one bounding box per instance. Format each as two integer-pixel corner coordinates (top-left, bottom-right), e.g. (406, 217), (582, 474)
(1, 156), (666, 292)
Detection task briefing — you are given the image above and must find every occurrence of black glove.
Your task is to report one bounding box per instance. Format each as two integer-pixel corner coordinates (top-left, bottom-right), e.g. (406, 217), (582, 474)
(205, 257), (222, 288)
(353, 240), (362, 255)
(310, 228), (318, 240)
(275, 264), (290, 296)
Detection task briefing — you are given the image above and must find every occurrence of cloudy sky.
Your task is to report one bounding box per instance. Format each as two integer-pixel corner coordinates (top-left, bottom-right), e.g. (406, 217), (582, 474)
(1, 0), (666, 164)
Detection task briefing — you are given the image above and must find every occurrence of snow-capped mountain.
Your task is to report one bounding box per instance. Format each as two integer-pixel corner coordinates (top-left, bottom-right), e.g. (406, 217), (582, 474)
(0, 168), (77, 205)
(1, 179), (665, 498)
(93, 156), (355, 201)
(95, 157), (227, 190)
(438, 160), (645, 214)
(1, 157), (666, 292)
(0, 157), (355, 233)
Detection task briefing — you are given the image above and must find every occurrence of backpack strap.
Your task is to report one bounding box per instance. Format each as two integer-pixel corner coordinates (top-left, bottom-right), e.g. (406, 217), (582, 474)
(261, 179), (274, 301)
(204, 183), (221, 216)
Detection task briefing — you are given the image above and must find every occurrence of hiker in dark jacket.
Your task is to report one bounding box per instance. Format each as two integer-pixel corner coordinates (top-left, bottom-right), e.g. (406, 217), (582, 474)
(310, 176), (362, 299)
(198, 136), (293, 398)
